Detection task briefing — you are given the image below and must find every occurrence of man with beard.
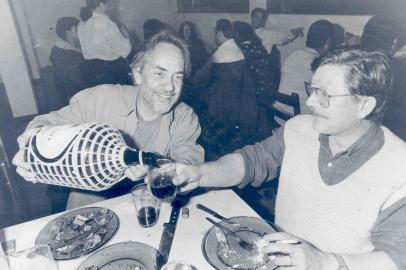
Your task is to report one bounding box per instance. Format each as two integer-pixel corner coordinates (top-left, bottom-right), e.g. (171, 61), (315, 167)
(13, 31), (204, 209)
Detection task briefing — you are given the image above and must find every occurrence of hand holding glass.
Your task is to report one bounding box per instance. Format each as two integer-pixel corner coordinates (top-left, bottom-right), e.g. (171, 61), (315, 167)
(148, 159), (177, 201)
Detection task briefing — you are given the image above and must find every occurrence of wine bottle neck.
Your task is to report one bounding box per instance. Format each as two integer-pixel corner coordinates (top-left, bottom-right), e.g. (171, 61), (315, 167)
(123, 148), (140, 166)
(123, 149), (160, 167)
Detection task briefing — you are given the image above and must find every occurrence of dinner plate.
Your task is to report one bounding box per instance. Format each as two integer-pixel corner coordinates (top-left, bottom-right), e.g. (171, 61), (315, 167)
(202, 216), (277, 270)
(76, 241), (165, 270)
(35, 207), (119, 260)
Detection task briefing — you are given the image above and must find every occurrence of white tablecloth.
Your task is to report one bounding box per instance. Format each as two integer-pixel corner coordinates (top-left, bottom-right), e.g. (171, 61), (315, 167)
(1, 189), (260, 269)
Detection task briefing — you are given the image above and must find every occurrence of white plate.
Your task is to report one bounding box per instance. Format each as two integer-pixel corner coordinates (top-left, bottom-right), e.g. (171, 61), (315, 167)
(202, 216), (277, 270)
(76, 241), (165, 270)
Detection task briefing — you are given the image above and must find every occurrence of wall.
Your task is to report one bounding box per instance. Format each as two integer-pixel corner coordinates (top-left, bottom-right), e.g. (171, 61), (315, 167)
(0, 0), (37, 117)
(19, 0), (370, 67)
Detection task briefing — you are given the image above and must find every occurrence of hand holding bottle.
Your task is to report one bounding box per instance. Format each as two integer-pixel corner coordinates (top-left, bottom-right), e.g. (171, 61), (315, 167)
(125, 164), (147, 181)
(12, 127), (42, 182)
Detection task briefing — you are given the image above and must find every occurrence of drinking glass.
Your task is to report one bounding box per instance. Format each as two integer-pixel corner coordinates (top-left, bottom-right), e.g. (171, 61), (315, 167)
(131, 183), (162, 228)
(160, 261), (193, 270)
(147, 159), (177, 202)
(7, 244), (57, 270)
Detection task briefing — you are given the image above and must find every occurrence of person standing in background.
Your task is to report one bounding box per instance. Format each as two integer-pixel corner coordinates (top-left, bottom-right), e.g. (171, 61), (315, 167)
(78, 0), (132, 86)
(250, 8), (304, 54)
(78, 0), (131, 61)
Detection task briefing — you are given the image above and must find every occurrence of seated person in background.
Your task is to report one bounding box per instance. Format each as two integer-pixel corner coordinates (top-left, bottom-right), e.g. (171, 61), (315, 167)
(78, 0), (132, 86)
(175, 49), (406, 270)
(179, 21), (208, 77)
(143, 19), (166, 40)
(250, 8), (304, 54)
(13, 31), (204, 210)
(276, 19), (334, 119)
(50, 17), (87, 104)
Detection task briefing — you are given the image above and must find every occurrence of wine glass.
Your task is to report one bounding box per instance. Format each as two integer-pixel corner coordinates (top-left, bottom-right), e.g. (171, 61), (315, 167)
(7, 244), (57, 270)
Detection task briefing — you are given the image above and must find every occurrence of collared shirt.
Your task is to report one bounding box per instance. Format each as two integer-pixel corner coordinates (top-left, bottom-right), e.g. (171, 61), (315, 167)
(318, 123), (384, 185)
(28, 84), (204, 164)
(78, 12), (131, 61)
(237, 121), (406, 269)
(255, 27), (294, 53)
(211, 39), (245, 64)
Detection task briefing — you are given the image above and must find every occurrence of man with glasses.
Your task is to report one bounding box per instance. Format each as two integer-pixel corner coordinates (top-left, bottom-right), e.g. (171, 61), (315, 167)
(174, 49), (406, 270)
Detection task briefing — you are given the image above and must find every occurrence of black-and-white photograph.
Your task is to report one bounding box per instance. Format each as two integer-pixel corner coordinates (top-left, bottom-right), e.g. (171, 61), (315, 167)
(0, 0), (405, 269)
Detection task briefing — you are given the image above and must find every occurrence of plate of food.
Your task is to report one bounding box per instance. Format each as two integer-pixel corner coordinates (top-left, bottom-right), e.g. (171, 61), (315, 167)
(202, 216), (277, 270)
(76, 241), (165, 270)
(35, 207), (119, 260)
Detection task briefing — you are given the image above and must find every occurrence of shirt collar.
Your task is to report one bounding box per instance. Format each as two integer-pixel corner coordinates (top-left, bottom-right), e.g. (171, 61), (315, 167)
(319, 123), (382, 157)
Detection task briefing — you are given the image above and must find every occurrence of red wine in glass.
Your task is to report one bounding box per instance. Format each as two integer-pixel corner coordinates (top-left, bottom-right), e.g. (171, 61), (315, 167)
(150, 175), (176, 201)
(137, 206), (158, 227)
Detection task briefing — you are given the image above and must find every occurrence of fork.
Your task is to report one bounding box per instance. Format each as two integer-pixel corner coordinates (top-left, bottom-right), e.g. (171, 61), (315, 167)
(206, 217), (256, 252)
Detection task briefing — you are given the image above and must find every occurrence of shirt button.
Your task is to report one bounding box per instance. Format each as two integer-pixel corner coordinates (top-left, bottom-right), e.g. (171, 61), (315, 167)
(327, 162), (332, 167)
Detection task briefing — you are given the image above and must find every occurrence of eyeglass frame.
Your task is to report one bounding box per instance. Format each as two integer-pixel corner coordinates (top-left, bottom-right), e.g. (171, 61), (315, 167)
(304, 81), (356, 108)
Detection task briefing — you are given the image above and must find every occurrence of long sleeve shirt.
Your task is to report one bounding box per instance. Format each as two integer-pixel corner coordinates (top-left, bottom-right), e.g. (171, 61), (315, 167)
(237, 122), (406, 269)
(27, 84), (204, 164)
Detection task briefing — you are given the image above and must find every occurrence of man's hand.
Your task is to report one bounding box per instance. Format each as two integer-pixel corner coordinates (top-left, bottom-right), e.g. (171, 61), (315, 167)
(261, 232), (335, 270)
(291, 26), (305, 38)
(125, 164), (147, 181)
(172, 163), (202, 193)
(12, 128), (41, 182)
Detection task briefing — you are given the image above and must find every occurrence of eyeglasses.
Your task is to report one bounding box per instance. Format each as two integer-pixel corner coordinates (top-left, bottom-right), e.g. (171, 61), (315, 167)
(304, 82), (354, 108)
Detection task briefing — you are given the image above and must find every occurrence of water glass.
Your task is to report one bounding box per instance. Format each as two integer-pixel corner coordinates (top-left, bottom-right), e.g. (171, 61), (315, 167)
(148, 159), (177, 202)
(131, 183), (161, 228)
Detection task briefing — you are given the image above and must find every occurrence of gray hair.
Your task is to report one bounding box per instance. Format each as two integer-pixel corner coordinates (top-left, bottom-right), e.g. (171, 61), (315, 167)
(130, 30), (191, 78)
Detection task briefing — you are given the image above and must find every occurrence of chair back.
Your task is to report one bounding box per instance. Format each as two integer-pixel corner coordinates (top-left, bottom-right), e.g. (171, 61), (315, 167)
(272, 91), (301, 122)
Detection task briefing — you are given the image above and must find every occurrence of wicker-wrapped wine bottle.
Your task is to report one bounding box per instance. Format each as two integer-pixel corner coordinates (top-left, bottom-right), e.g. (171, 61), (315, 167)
(23, 123), (163, 191)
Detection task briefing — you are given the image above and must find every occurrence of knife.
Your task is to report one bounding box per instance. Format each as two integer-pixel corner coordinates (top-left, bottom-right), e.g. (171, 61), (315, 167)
(158, 196), (187, 265)
(196, 203), (227, 220)
(196, 203), (285, 232)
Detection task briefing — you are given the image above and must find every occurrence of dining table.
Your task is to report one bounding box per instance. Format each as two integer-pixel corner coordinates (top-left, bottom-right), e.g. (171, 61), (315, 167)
(0, 188), (262, 269)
